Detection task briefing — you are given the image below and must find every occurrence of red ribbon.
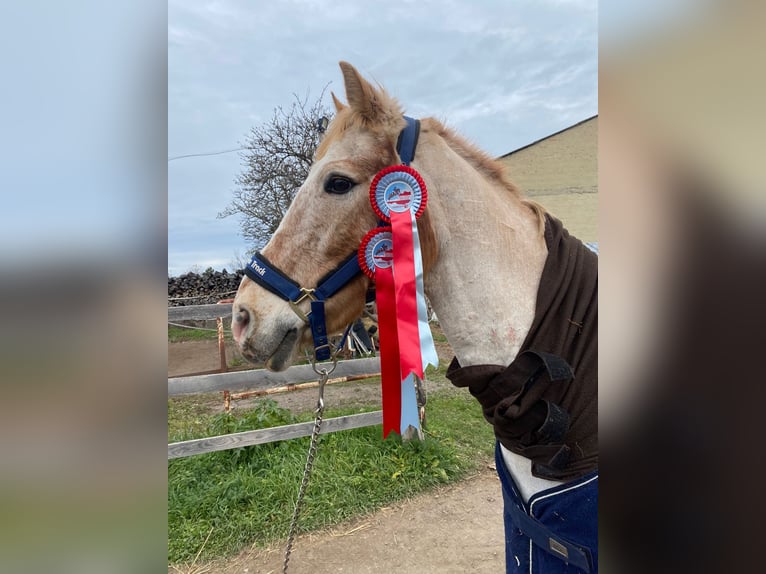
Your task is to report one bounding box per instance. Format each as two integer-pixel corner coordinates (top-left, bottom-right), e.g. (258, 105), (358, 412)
(390, 210), (423, 382)
(374, 266), (401, 438)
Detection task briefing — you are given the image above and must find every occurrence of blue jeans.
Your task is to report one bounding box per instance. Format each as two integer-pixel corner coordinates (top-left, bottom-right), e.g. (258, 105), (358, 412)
(495, 442), (598, 573)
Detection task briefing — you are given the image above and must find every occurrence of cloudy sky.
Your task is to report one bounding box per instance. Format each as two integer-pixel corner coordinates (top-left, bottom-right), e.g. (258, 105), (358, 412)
(168, 0), (597, 276)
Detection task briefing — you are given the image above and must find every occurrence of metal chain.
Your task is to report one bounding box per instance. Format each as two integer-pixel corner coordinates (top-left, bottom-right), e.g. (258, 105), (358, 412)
(282, 401), (324, 574)
(282, 359), (336, 574)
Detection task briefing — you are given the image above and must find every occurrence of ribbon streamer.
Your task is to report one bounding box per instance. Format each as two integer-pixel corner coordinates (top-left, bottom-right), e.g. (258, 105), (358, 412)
(375, 266), (403, 437)
(390, 209), (423, 382)
(410, 214), (439, 371)
(400, 373), (421, 433)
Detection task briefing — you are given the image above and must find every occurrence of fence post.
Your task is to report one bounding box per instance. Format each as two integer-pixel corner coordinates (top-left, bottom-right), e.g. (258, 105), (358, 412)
(217, 317), (227, 373)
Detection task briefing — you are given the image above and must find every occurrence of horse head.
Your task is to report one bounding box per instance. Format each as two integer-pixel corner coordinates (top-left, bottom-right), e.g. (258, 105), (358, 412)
(232, 62), (419, 370)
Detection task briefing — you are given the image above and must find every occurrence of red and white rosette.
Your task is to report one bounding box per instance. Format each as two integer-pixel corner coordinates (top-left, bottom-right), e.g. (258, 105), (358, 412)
(359, 227), (402, 437)
(360, 165), (438, 437)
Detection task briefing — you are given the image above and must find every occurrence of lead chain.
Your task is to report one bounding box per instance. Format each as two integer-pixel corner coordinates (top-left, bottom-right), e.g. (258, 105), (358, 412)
(282, 369), (329, 574)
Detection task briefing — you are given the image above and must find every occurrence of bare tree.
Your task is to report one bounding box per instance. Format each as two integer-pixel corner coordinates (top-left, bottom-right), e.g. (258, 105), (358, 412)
(218, 90), (333, 249)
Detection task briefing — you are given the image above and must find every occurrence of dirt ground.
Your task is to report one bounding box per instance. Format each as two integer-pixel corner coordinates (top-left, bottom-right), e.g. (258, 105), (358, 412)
(169, 336), (507, 573)
(177, 469), (505, 574)
(168, 339), (241, 378)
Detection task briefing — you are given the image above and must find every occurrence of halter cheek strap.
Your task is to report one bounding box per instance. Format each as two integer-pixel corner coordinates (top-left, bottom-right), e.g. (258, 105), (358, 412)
(243, 116), (421, 362)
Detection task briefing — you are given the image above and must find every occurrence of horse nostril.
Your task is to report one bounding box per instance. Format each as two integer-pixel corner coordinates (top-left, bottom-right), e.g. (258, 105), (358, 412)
(235, 308), (250, 326)
(232, 306), (251, 343)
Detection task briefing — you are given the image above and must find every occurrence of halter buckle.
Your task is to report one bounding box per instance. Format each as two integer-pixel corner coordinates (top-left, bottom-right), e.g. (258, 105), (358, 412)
(288, 288), (318, 323)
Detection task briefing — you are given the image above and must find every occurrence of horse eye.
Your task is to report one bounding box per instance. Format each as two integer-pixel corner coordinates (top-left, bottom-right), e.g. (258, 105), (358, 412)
(324, 176), (355, 195)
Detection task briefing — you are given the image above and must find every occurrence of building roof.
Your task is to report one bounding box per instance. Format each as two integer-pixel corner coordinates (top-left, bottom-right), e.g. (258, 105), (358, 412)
(499, 114), (598, 159)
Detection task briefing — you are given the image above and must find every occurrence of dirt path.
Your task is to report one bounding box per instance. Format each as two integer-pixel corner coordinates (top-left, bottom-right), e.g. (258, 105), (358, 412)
(183, 468), (505, 574)
(168, 339), (241, 378)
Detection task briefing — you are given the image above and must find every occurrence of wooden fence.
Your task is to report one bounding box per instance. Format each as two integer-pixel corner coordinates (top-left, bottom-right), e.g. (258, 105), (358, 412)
(168, 303), (383, 459)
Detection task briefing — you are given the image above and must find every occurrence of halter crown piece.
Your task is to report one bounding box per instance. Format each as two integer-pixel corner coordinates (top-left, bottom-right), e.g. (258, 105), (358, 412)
(244, 116), (437, 437)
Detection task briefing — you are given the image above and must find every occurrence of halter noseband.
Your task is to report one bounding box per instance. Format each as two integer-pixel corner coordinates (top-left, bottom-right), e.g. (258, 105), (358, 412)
(243, 116), (421, 362)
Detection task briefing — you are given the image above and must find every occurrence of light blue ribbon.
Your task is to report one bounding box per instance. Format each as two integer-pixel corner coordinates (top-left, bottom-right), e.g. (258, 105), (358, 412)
(400, 372), (421, 433)
(410, 215), (439, 371)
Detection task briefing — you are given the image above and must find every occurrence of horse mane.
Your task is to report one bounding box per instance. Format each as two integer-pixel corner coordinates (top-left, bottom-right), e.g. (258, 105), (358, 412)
(422, 117), (547, 234)
(315, 96), (546, 235)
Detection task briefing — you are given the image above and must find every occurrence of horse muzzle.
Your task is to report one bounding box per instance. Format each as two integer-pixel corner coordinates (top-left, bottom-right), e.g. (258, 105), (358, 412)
(231, 292), (306, 371)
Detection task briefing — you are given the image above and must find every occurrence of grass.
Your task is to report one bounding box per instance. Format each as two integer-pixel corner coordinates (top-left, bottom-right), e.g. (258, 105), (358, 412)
(168, 392), (494, 565)
(168, 325), (221, 343)
(227, 356), (247, 368)
(432, 331), (449, 343)
(168, 395), (221, 441)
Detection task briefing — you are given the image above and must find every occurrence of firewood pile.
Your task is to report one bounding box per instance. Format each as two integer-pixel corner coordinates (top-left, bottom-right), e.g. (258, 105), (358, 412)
(168, 268), (244, 306)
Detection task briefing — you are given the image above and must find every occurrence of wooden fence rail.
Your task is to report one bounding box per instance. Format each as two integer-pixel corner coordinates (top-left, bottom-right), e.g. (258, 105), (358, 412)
(169, 356), (381, 395)
(168, 411), (382, 459)
(168, 304), (386, 459)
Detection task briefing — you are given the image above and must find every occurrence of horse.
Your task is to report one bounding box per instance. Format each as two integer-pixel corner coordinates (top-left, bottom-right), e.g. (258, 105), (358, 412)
(232, 62), (598, 573)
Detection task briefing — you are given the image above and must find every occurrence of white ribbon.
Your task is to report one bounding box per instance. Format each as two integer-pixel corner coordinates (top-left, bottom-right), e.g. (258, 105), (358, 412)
(410, 215), (439, 370)
(400, 372), (421, 433)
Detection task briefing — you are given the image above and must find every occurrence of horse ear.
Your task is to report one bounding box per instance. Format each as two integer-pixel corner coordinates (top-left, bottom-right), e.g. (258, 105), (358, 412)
(339, 61), (382, 122)
(330, 91), (346, 112)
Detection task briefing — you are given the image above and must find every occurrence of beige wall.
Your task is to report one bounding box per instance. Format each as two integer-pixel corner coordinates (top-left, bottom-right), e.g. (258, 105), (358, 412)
(498, 116), (597, 242)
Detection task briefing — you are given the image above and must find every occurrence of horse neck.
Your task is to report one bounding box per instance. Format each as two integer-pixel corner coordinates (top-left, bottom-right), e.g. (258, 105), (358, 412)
(416, 133), (548, 367)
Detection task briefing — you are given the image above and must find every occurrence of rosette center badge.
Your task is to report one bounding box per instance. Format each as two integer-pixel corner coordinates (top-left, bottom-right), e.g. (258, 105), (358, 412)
(384, 182), (415, 213)
(358, 227), (394, 279)
(371, 237), (394, 269)
(370, 166), (427, 222)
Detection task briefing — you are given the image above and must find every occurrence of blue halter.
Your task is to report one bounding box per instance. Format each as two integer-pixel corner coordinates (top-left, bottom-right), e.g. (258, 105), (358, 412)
(244, 116), (421, 362)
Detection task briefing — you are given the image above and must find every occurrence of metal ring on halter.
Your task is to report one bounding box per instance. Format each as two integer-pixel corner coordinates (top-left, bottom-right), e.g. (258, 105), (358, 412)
(311, 349), (338, 377)
(311, 344), (337, 367)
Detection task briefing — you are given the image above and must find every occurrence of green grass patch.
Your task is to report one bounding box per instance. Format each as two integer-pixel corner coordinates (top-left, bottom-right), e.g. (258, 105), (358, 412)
(432, 331), (449, 343)
(168, 325), (221, 342)
(168, 394), (222, 441)
(227, 356), (247, 368)
(168, 393), (493, 565)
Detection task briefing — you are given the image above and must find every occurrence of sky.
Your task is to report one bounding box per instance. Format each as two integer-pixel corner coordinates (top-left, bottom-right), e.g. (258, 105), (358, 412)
(168, 0), (598, 276)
